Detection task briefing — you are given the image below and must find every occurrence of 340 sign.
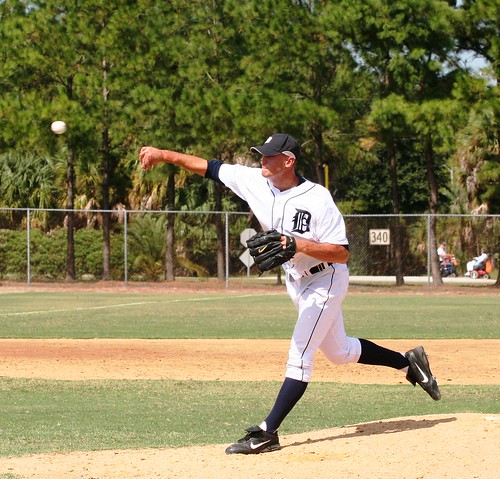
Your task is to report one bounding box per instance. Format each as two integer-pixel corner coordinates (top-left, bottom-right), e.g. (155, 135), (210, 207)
(369, 229), (391, 245)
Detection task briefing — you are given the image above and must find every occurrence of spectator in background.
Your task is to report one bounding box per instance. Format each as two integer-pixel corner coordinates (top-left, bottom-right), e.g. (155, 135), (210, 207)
(466, 251), (489, 274)
(437, 242), (453, 262)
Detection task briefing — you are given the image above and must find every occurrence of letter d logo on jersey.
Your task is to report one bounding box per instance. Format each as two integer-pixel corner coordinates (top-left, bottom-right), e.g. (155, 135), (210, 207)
(292, 209), (311, 234)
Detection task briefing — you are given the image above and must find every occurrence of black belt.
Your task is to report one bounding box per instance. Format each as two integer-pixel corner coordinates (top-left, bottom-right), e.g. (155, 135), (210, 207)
(303, 262), (333, 277)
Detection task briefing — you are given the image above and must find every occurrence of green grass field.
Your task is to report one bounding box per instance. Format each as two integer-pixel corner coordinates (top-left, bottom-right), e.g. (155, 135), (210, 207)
(0, 289), (498, 457)
(0, 290), (498, 339)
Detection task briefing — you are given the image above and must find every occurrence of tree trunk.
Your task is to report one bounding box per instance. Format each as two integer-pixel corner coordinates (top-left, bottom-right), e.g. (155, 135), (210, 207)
(101, 184), (111, 280)
(65, 147), (76, 281)
(214, 183), (225, 281)
(276, 266), (283, 285)
(424, 134), (443, 286)
(101, 134), (112, 281)
(388, 140), (404, 286)
(101, 57), (111, 281)
(164, 172), (176, 282)
(311, 122), (325, 185)
(64, 76), (76, 281)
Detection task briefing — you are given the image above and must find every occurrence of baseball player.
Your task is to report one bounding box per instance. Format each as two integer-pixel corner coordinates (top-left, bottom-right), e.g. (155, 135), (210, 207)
(139, 133), (441, 455)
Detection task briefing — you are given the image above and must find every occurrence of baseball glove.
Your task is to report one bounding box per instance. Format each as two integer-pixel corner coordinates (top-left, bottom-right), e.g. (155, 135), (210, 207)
(246, 229), (296, 273)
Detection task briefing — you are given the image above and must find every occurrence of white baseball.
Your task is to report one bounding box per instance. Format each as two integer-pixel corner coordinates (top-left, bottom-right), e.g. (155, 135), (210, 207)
(51, 121), (67, 135)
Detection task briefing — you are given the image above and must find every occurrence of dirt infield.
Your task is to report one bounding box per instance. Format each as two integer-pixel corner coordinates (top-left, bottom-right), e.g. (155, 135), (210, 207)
(0, 338), (499, 479)
(0, 283), (499, 478)
(0, 338), (499, 385)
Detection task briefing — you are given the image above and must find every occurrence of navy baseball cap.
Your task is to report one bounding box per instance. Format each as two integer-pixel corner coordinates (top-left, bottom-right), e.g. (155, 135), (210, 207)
(251, 134), (301, 160)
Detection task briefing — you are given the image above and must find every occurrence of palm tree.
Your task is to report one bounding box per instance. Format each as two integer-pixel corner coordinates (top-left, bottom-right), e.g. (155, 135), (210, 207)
(0, 152), (62, 229)
(128, 214), (167, 281)
(454, 105), (499, 287)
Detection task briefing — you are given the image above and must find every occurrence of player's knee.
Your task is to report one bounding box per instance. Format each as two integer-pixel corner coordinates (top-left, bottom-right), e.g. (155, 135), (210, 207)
(323, 337), (361, 365)
(286, 358), (313, 382)
(327, 351), (355, 364)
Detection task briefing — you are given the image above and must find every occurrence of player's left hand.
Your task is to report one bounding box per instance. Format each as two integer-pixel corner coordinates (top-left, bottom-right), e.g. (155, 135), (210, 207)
(246, 229), (296, 273)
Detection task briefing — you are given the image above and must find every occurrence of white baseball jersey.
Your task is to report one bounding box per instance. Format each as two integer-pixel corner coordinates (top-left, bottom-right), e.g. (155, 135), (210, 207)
(217, 163), (349, 280)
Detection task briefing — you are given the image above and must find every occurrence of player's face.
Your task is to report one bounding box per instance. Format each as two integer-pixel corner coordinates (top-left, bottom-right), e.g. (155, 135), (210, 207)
(261, 154), (291, 178)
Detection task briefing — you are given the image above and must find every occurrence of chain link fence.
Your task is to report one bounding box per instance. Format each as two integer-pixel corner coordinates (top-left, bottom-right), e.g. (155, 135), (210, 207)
(0, 208), (498, 287)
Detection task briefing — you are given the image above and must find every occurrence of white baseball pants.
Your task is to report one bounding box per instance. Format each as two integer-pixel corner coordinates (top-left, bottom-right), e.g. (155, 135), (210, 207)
(285, 265), (361, 382)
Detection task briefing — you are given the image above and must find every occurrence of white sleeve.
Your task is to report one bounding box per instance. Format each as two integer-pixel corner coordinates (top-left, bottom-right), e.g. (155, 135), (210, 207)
(217, 164), (264, 201)
(314, 198), (348, 245)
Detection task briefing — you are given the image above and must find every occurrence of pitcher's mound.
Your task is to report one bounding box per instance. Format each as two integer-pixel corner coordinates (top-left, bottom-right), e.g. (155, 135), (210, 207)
(2, 413), (498, 479)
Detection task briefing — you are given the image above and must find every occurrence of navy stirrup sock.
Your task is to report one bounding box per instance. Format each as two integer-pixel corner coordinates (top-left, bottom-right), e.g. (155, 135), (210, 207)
(358, 338), (409, 369)
(263, 340), (408, 433)
(263, 377), (308, 433)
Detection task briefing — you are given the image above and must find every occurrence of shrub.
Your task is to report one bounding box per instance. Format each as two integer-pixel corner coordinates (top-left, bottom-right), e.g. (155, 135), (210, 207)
(0, 227), (125, 281)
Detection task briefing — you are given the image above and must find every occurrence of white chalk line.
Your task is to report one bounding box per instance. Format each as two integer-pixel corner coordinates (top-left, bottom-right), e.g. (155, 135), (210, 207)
(0, 293), (281, 317)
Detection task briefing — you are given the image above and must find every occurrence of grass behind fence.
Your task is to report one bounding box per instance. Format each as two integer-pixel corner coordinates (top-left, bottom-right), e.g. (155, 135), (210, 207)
(0, 290), (498, 339)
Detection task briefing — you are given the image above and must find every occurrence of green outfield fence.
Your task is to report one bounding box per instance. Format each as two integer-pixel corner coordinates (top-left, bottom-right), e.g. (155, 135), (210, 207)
(0, 208), (498, 288)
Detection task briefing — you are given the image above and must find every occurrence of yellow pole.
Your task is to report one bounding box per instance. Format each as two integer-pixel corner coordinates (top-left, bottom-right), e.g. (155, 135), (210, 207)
(323, 164), (329, 190)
